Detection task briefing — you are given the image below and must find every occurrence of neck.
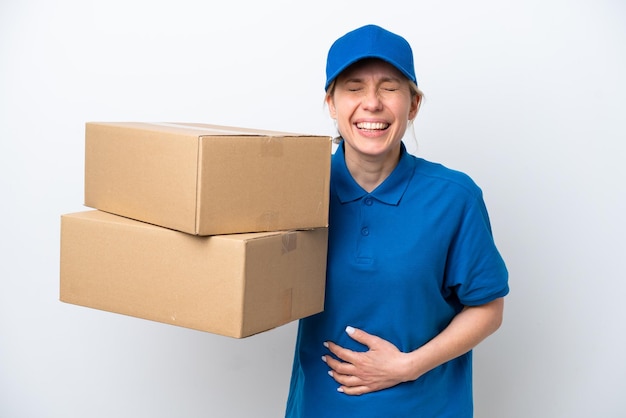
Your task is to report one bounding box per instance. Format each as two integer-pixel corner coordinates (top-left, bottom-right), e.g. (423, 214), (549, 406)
(344, 143), (402, 193)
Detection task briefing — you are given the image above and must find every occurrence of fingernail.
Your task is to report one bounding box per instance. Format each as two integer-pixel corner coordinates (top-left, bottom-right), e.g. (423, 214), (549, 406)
(337, 387), (344, 393)
(323, 341), (329, 348)
(328, 370), (333, 377)
(345, 326), (355, 335)
(321, 355), (327, 363)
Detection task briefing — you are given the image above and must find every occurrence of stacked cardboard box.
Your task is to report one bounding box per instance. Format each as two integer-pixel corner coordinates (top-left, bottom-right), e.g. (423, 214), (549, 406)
(60, 122), (332, 338)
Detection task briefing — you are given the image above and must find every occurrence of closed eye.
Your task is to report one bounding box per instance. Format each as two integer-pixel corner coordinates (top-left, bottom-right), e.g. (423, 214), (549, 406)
(380, 82), (402, 92)
(345, 83), (364, 92)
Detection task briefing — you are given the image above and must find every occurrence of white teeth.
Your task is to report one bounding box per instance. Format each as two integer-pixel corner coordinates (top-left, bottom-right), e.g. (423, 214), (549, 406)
(356, 122), (389, 130)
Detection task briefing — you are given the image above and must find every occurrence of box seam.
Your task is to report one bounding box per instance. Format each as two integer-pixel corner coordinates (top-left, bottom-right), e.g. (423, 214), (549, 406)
(194, 136), (202, 235)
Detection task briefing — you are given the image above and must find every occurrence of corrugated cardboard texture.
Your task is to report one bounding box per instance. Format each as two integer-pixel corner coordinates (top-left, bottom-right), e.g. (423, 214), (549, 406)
(59, 210), (328, 338)
(84, 122), (331, 235)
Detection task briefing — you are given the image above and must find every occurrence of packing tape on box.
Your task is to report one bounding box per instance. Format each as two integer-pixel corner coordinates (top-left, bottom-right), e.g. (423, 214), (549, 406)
(154, 123), (284, 156)
(282, 231), (297, 254)
(281, 288), (293, 322)
(258, 211), (279, 231)
(260, 136), (283, 157)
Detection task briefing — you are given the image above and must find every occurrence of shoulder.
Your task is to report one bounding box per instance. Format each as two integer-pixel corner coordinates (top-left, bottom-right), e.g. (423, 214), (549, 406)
(410, 156), (483, 199)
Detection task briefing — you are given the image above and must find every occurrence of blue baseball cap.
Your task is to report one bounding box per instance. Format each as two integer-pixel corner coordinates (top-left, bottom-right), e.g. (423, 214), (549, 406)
(325, 24), (417, 91)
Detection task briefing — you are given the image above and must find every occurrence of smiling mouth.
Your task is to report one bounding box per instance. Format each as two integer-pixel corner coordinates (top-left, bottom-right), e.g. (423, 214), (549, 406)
(356, 122), (389, 131)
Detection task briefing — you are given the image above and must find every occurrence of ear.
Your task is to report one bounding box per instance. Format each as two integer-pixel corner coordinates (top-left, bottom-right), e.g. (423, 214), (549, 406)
(408, 94), (420, 121)
(326, 95), (337, 119)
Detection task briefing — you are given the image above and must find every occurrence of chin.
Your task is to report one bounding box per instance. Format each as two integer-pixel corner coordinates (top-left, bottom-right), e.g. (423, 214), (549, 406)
(356, 138), (399, 154)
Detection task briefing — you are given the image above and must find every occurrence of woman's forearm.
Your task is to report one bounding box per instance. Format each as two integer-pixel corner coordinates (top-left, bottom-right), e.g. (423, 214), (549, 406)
(402, 298), (505, 382)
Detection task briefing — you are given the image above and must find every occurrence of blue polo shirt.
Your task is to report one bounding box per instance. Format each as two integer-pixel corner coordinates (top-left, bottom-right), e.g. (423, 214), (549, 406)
(286, 142), (509, 418)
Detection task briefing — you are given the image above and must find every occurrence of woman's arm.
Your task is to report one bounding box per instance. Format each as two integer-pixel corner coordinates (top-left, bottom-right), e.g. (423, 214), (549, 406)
(323, 297), (505, 395)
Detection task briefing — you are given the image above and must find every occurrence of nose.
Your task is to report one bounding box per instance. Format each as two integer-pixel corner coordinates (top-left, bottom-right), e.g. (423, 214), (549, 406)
(361, 87), (383, 112)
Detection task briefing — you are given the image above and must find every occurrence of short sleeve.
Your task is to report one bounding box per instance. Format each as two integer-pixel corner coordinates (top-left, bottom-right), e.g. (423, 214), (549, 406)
(445, 191), (509, 306)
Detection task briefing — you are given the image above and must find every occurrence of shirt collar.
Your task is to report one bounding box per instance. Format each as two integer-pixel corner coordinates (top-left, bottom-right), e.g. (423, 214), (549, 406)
(332, 141), (416, 205)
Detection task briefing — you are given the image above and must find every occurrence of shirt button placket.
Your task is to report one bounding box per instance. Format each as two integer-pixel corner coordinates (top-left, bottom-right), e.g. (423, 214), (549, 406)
(356, 195), (374, 263)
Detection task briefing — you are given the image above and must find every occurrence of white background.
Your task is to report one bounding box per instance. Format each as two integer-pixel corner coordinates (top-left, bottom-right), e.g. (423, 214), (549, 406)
(1, 0), (625, 417)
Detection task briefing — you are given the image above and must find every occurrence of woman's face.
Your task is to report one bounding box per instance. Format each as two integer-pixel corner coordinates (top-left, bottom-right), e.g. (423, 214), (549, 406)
(327, 59), (418, 162)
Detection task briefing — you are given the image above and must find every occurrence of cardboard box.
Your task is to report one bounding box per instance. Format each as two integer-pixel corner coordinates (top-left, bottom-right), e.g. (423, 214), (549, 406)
(60, 210), (328, 338)
(84, 122), (331, 236)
